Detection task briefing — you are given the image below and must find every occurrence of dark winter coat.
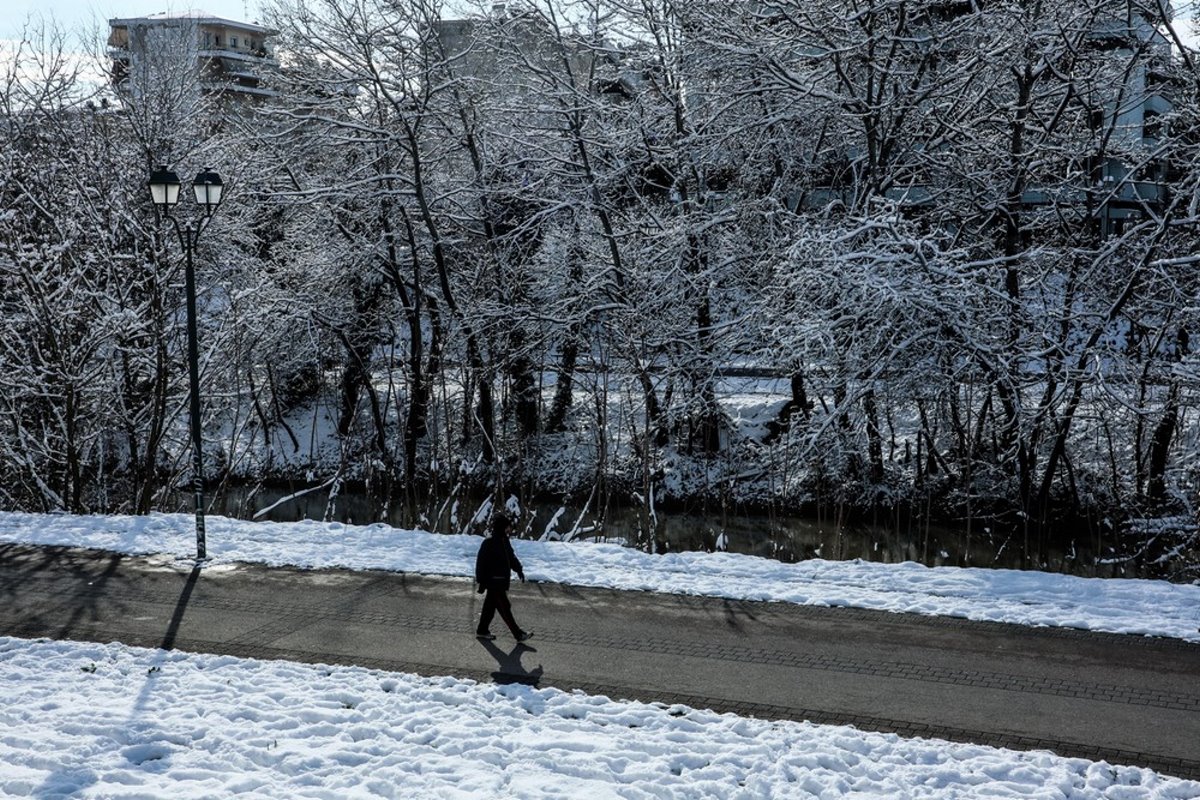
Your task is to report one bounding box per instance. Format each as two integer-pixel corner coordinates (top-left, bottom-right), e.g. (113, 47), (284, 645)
(475, 535), (524, 591)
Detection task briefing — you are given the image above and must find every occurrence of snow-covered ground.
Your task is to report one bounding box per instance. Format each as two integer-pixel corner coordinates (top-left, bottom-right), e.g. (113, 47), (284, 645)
(2, 510), (1200, 797)
(1, 511), (1198, 642)
(2, 636), (1198, 799)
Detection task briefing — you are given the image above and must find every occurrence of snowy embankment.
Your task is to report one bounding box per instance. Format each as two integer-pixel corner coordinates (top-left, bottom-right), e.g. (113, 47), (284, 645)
(1, 511), (1197, 642)
(2, 636), (1197, 800)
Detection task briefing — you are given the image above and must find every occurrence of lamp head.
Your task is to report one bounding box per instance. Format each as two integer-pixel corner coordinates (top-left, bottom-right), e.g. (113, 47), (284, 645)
(148, 165), (182, 207)
(193, 168), (224, 211)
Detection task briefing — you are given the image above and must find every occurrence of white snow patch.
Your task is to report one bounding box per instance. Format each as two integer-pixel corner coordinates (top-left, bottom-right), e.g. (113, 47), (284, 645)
(0, 636), (1196, 799)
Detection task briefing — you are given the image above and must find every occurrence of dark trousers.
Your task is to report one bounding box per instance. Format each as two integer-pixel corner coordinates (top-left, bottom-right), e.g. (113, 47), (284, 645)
(477, 587), (521, 636)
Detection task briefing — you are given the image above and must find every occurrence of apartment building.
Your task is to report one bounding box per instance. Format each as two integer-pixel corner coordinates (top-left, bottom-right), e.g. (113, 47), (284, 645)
(108, 10), (279, 106)
(430, 4), (596, 94)
(1079, 3), (1176, 235)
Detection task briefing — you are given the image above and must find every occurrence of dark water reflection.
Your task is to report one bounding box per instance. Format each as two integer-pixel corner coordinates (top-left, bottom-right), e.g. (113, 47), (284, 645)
(191, 483), (1142, 579)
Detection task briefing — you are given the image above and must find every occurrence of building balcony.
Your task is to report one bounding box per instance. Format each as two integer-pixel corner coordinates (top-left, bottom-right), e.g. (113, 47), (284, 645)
(198, 48), (278, 66)
(199, 80), (278, 98)
(223, 67), (266, 81)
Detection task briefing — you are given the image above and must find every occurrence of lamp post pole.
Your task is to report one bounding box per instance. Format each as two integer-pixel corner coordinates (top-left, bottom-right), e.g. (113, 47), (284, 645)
(149, 166), (225, 561)
(182, 222), (206, 558)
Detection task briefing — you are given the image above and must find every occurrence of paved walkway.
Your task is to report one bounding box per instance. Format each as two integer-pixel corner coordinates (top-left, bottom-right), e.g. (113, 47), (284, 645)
(2, 542), (1199, 780)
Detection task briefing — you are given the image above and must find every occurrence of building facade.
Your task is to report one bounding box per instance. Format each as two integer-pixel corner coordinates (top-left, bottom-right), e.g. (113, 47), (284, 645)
(108, 11), (279, 107)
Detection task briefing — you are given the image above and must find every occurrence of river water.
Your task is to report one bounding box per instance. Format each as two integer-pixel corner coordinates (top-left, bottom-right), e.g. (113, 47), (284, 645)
(192, 482), (1141, 579)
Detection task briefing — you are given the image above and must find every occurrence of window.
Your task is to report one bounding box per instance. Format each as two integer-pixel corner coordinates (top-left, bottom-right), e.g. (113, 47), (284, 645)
(214, 35), (221, 45)
(231, 36), (238, 48)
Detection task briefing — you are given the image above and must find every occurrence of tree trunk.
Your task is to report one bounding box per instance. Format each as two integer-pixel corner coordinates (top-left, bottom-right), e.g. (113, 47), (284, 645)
(509, 328), (539, 438)
(863, 388), (884, 485)
(1146, 382), (1179, 503)
(693, 295), (721, 454)
(546, 331), (578, 434)
(763, 371), (812, 444)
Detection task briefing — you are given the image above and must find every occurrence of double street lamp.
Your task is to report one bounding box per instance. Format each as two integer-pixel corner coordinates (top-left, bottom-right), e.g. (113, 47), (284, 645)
(149, 166), (225, 560)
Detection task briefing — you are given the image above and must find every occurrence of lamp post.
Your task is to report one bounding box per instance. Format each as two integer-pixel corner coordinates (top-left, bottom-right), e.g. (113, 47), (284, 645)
(149, 165), (225, 560)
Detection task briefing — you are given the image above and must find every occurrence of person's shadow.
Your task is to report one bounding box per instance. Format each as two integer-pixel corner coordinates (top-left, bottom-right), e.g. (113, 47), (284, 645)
(478, 638), (543, 686)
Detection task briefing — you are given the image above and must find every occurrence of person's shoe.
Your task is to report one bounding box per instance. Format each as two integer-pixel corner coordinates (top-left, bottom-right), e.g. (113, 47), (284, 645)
(515, 630), (533, 643)
(475, 631), (496, 640)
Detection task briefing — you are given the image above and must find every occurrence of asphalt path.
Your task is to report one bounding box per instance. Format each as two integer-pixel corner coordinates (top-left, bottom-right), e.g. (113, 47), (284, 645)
(2, 542), (1198, 780)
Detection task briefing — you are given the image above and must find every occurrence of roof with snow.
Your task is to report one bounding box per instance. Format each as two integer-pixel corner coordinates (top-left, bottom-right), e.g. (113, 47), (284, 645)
(109, 10), (276, 35)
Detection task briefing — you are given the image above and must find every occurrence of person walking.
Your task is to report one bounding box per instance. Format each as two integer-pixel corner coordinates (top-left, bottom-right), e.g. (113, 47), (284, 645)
(475, 514), (532, 642)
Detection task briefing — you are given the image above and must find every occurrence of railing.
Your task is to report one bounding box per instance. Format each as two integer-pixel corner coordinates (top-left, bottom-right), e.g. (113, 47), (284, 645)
(198, 48), (278, 66)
